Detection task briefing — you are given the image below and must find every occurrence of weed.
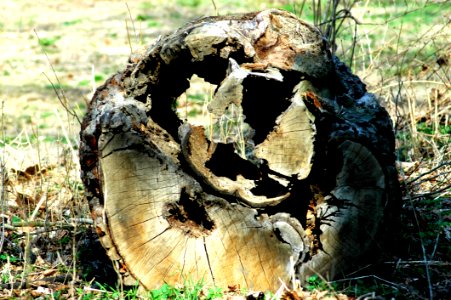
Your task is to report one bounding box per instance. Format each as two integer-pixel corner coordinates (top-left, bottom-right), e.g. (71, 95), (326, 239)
(136, 14), (154, 21)
(62, 19), (82, 26)
(305, 275), (336, 292)
(176, 0), (203, 8)
(149, 279), (222, 300)
(37, 36), (60, 48)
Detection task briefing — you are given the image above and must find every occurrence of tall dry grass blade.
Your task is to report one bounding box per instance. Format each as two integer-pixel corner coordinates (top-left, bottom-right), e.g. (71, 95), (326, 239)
(125, 18), (133, 54)
(0, 100), (6, 254)
(407, 194), (434, 299)
(54, 108), (79, 169)
(211, 0), (218, 16)
(34, 30), (81, 125)
(125, 2), (138, 45)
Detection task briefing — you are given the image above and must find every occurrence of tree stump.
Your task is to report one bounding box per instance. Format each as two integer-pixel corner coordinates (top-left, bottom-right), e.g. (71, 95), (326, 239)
(79, 9), (399, 291)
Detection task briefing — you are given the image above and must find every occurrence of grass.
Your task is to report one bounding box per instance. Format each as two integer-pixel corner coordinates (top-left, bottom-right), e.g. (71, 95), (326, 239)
(0, 0), (449, 299)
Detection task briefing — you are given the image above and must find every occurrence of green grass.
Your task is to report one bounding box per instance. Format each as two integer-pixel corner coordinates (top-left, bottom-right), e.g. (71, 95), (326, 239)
(135, 14), (162, 28)
(71, 280), (223, 300)
(62, 19), (82, 26)
(136, 14), (155, 21)
(78, 74), (105, 87)
(149, 280), (223, 300)
(417, 121), (451, 135)
(305, 275), (336, 292)
(176, 0), (203, 8)
(38, 35), (61, 48)
(371, 2), (447, 26)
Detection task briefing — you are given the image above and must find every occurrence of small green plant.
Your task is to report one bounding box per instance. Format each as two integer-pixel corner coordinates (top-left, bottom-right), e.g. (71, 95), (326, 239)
(38, 35), (61, 48)
(305, 275), (335, 292)
(417, 121), (451, 135)
(62, 19), (82, 26)
(44, 82), (70, 90)
(176, 0), (203, 8)
(58, 235), (71, 246)
(147, 20), (161, 28)
(150, 279), (222, 300)
(136, 14), (154, 21)
(335, 277), (401, 299)
(150, 283), (182, 299)
(1, 267), (10, 284)
(0, 253), (19, 263)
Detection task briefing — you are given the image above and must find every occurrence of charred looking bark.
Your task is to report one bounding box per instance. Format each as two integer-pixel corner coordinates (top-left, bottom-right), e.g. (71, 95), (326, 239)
(79, 9), (399, 292)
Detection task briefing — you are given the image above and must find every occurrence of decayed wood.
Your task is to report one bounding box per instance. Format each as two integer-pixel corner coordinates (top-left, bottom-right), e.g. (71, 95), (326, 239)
(79, 9), (399, 291)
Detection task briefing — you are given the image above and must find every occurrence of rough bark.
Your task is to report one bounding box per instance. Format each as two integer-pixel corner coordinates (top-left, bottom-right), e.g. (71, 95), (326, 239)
(79, 9), (399, 291)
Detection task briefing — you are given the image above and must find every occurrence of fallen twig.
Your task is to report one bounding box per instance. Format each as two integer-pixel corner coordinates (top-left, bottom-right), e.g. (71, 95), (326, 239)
(0, 274), (73, 289)
(384, 260), (450, 267)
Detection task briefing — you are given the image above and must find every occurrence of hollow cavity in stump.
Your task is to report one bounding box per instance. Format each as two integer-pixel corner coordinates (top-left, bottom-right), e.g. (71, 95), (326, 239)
(79, 9), (399, 292)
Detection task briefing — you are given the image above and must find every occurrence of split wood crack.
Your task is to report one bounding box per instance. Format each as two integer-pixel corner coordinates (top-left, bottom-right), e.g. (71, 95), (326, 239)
(79, 9), (400, 291)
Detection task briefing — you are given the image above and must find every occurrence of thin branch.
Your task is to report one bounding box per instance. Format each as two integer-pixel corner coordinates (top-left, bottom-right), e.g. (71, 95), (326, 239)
(125, 15), (134, 53)
(406, 161), (451, 185)
(125, 3), (138, 44)
(34, 30), (82, 125)
(5, 218), (93, 231)
(404, 187), (435, 299)
(0, 274), (73, 289)
(0, 100), (5, 254)
(331, 274), (410, 293)
(211, 0), (218, 16)
(405, 185), (451, 201)
(384, 260), (450, 267)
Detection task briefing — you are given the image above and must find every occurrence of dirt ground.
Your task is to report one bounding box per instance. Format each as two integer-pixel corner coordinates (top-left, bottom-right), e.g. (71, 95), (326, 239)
(1, 0), (189, 146)
(0, 0), (272, 168)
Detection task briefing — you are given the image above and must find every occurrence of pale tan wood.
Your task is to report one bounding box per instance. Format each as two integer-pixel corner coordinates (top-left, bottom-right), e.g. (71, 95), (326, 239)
(100, 131), (301, 290)
(255, 82), (316, 181)
(179, 123), (291, 207)
(299, 141), (386, 281)
(79, 8), (399, 292)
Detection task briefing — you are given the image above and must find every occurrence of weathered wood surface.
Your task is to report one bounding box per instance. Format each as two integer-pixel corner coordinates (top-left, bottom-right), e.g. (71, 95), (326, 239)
(79, 9), (399, 291)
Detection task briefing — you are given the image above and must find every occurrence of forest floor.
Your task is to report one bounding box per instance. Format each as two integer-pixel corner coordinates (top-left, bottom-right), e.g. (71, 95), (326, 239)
(0, 0), (450, 299)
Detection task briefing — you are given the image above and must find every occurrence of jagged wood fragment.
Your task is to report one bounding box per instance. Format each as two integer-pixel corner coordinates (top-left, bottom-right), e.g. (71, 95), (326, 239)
(79, 8), (399, 293)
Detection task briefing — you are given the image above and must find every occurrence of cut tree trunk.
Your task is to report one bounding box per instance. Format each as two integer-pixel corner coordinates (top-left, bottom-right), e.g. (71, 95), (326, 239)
(79, 9), (400, 292)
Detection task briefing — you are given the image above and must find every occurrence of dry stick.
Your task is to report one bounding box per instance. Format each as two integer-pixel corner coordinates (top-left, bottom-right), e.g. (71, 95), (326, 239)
(125, 3), (139, 46)
(298, 0), (307, 18)
(9, 219), (93, 228)
(406, 185), (451, 201)
(34, 30), (81, 125)
(0, 100), (6, 254)
(370, 80), (447, 93)
(125, 19), (133, 54)
(70, 217), (77, 297)
(331, 275), (409, 294)
(0, 274), (73, 289)
(211, 0), (218, 16)
(430, 205), (443, 261)
(392, 41), (437, 295)
(315, 1), (360, 65)
(384, 260), (449, 267)
(401, 172), (435, 299)
(412, 170), (451, 189)
(406, 161), (451, 185)
(4, 219), (93, 235)
(54, 108), (80, 169)
(397, 20), (449, 82)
